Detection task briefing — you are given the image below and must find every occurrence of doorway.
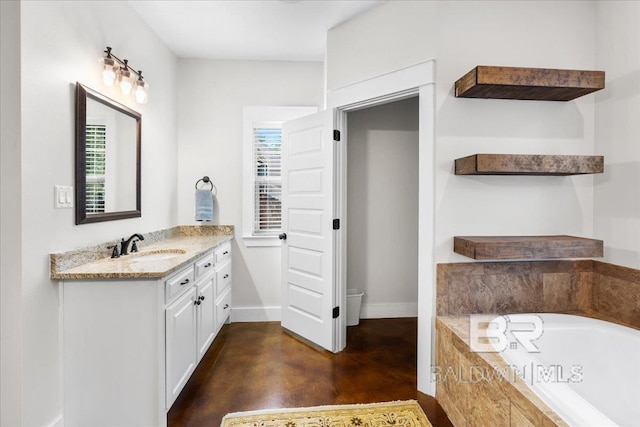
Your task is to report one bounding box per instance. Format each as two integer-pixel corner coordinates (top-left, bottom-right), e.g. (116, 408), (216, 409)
(329, 59), (435, 395)
(345, 97), (419, 326)
(280, 60), (435, 395)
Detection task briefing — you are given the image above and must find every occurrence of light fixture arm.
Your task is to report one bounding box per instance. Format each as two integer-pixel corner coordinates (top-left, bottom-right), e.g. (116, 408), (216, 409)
(104, 46), (144, 81)
(100, 46), (149, 104)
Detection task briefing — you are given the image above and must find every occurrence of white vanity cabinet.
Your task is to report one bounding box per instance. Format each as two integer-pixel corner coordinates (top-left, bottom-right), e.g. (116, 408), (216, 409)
(60, 241), (232, 427)
(165, 251), (217, 408)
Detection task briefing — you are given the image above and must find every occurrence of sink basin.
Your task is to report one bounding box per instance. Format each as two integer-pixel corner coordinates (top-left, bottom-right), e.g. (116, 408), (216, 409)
(130, 249), (186, 262)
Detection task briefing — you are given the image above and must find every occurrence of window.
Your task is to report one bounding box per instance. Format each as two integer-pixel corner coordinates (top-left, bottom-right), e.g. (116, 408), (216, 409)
(253, 127), (282, 234)
(243, 106), (317, 246)
(85, 124), (106, 213)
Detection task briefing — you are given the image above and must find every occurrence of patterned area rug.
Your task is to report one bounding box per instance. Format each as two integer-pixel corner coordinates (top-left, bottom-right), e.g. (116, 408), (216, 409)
(220, 400), (432, 427)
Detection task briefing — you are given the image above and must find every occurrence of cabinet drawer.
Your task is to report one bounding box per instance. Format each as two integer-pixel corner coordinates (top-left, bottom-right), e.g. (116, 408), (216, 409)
(215, 261), (232, 299)
(214, 242), (231, 264)
(165, 266), (195, 304)
(215, 287), (231, 328)
(194, 252), (215, 281)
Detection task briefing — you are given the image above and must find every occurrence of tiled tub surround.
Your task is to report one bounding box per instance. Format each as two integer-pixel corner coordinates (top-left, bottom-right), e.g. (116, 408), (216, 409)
(436, 314), (640, 427)
(592, 261), (640, 328)
(436, 260), (640, 426)
(436, 316), (569, 426)
(437, 260), (640, 329)
(50, 225), (233, 279)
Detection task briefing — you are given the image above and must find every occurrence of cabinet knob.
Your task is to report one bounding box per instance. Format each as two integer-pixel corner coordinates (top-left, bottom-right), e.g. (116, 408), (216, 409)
(223, 274), (229, 279)
(196, 300), (201, 305)
(278, 233), (287, 241)
(204, 262), (212, 268)
(223, 304), (229, 309)
(180, 278), (190, 286)
(199, 295), (205, 301)
(223, 251), (229, 255)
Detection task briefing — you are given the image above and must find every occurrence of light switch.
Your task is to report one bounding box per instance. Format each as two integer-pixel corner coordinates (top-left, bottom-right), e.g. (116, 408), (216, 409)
(55, 185), (73, 208)
(65, 188), (73, 206)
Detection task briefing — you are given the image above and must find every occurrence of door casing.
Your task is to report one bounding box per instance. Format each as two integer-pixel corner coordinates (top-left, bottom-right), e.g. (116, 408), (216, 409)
(327, 60), (436, 396)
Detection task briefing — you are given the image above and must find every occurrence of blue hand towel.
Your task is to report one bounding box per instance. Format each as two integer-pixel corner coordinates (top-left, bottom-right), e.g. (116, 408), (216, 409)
(195, 189), (214, 221)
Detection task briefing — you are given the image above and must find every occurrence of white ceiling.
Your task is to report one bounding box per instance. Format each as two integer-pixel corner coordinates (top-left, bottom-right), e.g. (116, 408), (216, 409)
(128, 0), (384, 62)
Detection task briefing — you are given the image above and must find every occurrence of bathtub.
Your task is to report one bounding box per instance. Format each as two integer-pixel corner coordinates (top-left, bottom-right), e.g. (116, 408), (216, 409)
(490, 313), (640, 427)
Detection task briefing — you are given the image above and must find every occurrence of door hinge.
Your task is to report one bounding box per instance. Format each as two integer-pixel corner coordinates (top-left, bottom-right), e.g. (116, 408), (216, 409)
(333, 129), (341, 141)
(333, 219), (340, 230)
(332, 306), (340, 319)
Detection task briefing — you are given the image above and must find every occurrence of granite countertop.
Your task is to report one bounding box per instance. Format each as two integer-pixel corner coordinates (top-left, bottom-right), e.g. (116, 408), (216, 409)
(50, 225), (233, 280)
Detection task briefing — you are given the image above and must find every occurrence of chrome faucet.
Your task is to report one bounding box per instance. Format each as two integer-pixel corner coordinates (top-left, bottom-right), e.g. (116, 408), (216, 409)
(120, 233), (145, 255)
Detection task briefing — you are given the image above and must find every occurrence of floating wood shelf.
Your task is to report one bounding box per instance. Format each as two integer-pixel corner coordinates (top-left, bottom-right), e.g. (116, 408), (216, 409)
(455, 66), (605, 101)
(454, 235), (603, 260)
(455, 154), (604, 176)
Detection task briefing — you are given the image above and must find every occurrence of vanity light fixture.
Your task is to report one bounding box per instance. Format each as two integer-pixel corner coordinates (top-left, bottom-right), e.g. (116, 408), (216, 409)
(99, 46), (149, 104)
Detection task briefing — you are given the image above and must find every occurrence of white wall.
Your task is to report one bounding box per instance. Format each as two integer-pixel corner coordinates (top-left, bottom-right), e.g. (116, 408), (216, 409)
(434, 1), (597, 263)
(327, 1), (437, 92)
(327, 0), (598, 395)
(15, 1), (178, 425)
(347, 97), (419, 318)
(594, 1), (640, 269)
(177, 59), (323, 319)
(1, 1), (23, 425)
(328, 0), (598, 266)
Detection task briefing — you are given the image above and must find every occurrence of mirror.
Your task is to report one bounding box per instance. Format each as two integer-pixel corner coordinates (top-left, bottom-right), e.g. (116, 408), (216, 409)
(75, 83), (141, 224)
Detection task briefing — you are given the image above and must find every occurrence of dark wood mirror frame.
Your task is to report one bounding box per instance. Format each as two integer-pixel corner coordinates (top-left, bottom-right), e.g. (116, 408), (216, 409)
(75, 82), (141, 224)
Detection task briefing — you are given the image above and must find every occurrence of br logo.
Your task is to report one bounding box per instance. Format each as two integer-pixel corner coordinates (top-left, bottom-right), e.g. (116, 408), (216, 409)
(469, 314), (544, 353)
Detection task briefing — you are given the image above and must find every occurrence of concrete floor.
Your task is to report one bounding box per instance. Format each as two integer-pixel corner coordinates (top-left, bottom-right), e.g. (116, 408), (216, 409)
(168, 318), (452, 426)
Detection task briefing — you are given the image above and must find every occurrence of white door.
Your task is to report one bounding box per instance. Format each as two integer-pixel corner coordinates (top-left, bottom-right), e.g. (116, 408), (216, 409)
(280, 110), (337, 351)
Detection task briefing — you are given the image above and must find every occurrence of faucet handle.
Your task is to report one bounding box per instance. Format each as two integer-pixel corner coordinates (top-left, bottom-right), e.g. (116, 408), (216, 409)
(120, 237), (129, 255)
(131, 240), (139, 253)
(107, 245), (120, 258)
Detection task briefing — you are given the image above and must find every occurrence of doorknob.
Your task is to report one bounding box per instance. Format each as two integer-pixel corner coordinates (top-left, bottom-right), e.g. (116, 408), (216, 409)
(278, 233), (287, 241)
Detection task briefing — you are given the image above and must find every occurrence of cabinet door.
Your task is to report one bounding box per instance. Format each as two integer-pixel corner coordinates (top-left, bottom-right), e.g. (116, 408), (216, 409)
(166, 286), (197, 409)
(196, 275), (215, 361)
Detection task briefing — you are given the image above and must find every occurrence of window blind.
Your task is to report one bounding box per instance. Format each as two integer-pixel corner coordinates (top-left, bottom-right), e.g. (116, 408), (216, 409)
(253, 127), (281, 235)
(85, 124), (106, 214)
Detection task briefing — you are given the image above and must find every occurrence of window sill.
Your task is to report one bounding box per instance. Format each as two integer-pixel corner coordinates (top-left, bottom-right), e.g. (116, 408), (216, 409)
(242, 235), (282, 248)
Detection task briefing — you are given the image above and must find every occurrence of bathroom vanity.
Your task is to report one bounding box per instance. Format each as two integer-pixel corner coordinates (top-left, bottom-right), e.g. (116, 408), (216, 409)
(51, 226), (233, 427)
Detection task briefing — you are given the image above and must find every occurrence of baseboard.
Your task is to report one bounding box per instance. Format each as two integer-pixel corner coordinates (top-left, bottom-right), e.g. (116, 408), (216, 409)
(47, 414), (63, 427)
(230, 306), (280, 322)
(230, 304), (418, 322)
(360, 302), (418, 319)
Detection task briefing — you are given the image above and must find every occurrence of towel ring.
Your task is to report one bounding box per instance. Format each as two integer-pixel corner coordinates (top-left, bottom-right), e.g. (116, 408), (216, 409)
(195, 176), (217, 194)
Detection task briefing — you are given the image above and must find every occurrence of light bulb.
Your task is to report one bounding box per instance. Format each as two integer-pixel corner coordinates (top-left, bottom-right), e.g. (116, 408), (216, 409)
(134, 76), (149, 104)
(118, 66), (133, 96)
(134, 85), (148, 104)
(99, 56), (117, 86)
(102, 68), (116, 86)
(120, 79), (133, 96)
